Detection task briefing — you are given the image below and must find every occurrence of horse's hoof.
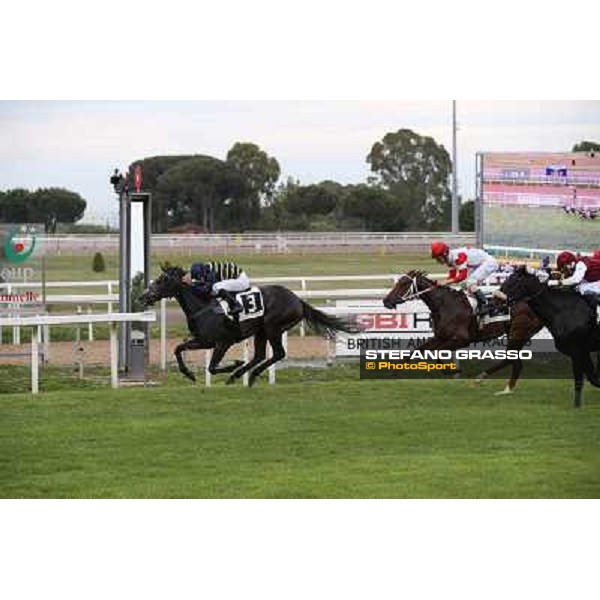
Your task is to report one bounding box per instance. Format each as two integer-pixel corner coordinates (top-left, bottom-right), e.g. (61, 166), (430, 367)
(248, 376), (258, 387)
(494, 387), (513, 396)
(473, 373), (487, 386)
(180, 369), (196, 382)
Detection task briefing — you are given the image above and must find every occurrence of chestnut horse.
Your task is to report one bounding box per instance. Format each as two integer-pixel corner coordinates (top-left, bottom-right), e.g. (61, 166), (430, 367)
(382, 270), (542, 394)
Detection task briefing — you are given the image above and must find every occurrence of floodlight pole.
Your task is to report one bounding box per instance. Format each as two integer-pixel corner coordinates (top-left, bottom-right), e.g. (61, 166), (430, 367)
(118, 187), (131, 371)
(451, 100), (459, 233)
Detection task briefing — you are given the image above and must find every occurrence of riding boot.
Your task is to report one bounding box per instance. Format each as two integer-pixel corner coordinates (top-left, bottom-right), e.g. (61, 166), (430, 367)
(217, 289), (242, 318)
(474, 288), (490, 317)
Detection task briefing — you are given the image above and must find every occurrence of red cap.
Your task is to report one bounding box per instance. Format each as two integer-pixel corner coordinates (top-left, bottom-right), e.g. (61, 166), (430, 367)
(431, 241), (449, 258)
(557, 251), (576, 269)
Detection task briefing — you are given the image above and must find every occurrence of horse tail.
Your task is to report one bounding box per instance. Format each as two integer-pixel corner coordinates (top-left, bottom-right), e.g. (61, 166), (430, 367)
(301, 301), (362, 338)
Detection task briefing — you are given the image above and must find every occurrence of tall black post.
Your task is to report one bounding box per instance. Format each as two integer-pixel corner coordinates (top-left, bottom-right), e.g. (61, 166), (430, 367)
(112, 167), (151, 372)
(118, 189), (131, 370)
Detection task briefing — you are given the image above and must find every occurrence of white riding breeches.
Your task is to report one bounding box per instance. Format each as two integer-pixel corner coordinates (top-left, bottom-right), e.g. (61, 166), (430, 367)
(465, 259), (498, 287)
(212, 271), (250, 294)
(577, 280), (600, 295)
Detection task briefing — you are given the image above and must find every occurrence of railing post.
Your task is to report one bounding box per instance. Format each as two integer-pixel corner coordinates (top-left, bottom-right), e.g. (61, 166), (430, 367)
(109, 322), (118, 388)
(300, 279), (307, 337)
(160, 298), (167, 371)
(107, 281), (113, 313)
(205, 349), (212, 387)
(31, 325), (40, 394)
(242, 339), (250, 387)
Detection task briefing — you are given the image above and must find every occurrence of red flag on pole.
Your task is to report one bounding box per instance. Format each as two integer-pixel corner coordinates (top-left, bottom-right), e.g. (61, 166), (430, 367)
(134, 165), (143, 193)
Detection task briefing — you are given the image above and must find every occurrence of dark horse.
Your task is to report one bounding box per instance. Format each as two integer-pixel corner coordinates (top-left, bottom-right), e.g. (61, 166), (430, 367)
(497, 265), (600, 407)
(140, 265), (360, 386)
(382, 270), (543, 394)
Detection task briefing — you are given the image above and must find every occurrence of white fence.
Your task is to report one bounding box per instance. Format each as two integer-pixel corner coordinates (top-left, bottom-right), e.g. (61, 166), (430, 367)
(486, 245), (599, 260)
(40, 232), (476, 255)
(2, 272), (519, 349)
(0, 312), (156, 393)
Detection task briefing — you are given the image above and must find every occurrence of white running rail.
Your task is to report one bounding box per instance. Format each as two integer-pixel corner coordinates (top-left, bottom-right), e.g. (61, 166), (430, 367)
(0, 312), (156, 393)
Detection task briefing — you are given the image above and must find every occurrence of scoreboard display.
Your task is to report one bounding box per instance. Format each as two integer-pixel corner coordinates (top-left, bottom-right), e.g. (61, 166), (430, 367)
(479, 152), (600, 252)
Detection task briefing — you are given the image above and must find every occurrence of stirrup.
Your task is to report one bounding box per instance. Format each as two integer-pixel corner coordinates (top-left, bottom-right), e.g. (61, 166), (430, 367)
(229, 303), (242, 315)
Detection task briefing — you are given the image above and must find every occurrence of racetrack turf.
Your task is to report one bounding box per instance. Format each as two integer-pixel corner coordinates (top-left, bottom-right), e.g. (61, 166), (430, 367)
(1, 368), (599, 499)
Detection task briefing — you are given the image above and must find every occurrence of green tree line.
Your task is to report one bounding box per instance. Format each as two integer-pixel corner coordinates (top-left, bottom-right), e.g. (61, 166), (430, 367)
(2, 137), (596, 233)
(0, 188), (86, 232)
(131, 131), (460, 233)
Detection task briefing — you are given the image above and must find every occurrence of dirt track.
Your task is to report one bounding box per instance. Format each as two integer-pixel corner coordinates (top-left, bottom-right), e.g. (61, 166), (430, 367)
(0, 335), (331, 366)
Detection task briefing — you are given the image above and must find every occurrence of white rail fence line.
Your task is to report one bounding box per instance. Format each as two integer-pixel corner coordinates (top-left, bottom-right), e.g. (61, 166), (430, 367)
(0, 312), (156, 394)
(2, 272), (517, 348)
(3, 282), (531, 391)
(40, 232), (476, 255)
(486, 245), (598, 259)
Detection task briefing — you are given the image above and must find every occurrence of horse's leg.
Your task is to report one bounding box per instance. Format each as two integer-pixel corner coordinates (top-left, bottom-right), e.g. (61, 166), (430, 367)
(208, 342), (243, 375)
(582, 352), (600, 389)
(571, 354), (585, 409)
(248, 334), (286, 387)
(226, 332), (267, 385)
(418, 337), (443, 351)
(491, 338), (529, 396)
(415, 336), (463, 378)
(174, 338), (207, 382)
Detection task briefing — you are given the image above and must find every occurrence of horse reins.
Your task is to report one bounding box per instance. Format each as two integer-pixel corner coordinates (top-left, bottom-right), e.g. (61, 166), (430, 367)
(395, 274), (440, 303)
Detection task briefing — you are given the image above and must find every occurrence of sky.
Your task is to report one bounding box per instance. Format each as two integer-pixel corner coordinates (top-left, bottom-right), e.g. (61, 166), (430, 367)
(1, 100), (599, 226)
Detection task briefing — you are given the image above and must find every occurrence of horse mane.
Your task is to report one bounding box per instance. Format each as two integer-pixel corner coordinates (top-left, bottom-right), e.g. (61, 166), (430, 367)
(160, 263), (187, 278)
(405, 269), (461, 295)
(406, 269), (430, 280)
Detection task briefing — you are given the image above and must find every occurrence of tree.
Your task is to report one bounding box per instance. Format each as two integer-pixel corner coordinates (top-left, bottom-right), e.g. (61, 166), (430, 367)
(225, 143), (280, 231)
(30, 188), (86, 228)
(92, 251), (106, 273)
(342, 185), (405, 231)
(155, 156), (247, 232)
(0, 189), (32, 223)
(459, 200), (475, 231)
(0, 187), (86, 227)
(226, 142), (280, 206)
(127, 155), (193, 232)
(285, 184), (338, 216)
(572, 141), (600, 153)
(366, 129), (452, 229)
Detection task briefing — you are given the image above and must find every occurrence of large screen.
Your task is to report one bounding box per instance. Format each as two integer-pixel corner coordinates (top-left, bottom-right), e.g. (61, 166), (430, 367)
(480, 152), (600, 252)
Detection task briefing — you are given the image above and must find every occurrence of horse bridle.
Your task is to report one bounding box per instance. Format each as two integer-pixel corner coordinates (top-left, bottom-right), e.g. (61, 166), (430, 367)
(393, 274), (439, 304)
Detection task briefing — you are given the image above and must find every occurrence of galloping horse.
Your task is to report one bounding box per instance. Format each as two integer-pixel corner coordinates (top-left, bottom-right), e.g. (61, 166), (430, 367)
(382, 270), (542, 393)
(140, 265), (360, 386)
(497, 265), (600, 407)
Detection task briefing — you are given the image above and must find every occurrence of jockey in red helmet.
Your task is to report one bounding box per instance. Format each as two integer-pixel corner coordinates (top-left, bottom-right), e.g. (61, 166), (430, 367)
(431, 241), (499, 317)
(557, 250), (600, 316)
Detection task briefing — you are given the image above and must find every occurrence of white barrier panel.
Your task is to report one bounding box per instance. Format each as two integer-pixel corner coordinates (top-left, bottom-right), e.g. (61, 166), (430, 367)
(333, 300), (431, 357)
(327, 301), (555, 357)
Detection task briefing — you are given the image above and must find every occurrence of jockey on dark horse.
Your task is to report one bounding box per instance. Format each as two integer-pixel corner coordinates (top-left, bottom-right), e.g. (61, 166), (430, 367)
(430, 241), (499, 318)
(182, 261), (249, 320)
(556, 251), (600, 318)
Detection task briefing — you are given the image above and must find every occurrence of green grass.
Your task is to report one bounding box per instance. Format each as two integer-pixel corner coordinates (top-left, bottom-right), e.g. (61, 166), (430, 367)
(44, 251), (436, 288)
(1, 367), (599, 499)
